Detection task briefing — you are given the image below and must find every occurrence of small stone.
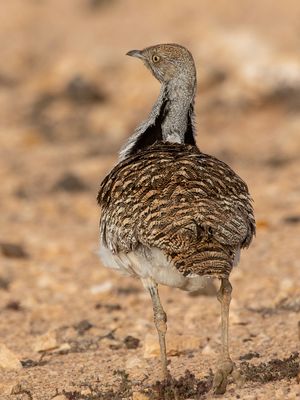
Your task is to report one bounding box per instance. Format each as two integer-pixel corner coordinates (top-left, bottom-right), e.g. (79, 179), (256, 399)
(52, 396), (68, 400)
(0, 343), (22, 370)
(0, 242), (28, 258)
(5, 301), (22, 311)
(74, 320), (93, 335)
(116, 286), (141, 295)
(90, 281), (113, 294)
(0, 381), (19, 395)
(230, 309), (241, 324)
(132, 392), (149, 400)
(256, 219), (270, 229)
(21, 358), (47, 368)
(239, 351), (260, 361)
(126, 355), (147, 370)
(64, 75), (106, 104)
(143, 334), (162, 358)
(33, 331), (58, 352)
(80, 388), (92, 396)
(282, 215), (300, 224)
(143, 333), (201, 358)
(124, 335), (140, 349)
(95, 302), (122, 311)
(0, 276), (10, 290)
(52, 172), (87, 192)
(52, 343), (71, 353)
(201, 344), (216, 355)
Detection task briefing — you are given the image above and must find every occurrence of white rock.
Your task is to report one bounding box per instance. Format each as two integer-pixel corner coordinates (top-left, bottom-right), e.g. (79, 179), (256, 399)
(0, 381), (19, 395)
(229, 309), (241, 324)
(0, 343), (22, 370)
(89, 281), (113, 294)
(132, 392), (149, 400)
(201, 344), (216, 355)
(80, 388), (92, 396)
(126, 355), (147, 370)
(144, 333), (201, 358)
(52, 343), (71, 353)
(33, 331), (58, 352)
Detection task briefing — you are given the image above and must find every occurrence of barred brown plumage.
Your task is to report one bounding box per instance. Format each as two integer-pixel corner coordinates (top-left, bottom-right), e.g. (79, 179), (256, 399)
(97, 43), (256, 394)
(98, 142), (255, 278)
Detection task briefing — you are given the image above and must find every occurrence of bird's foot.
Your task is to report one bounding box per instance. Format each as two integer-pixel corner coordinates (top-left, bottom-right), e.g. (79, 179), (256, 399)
(160, 359), (172, 381)
(160, 368), (169, 381)
(213, 360), (245, 394)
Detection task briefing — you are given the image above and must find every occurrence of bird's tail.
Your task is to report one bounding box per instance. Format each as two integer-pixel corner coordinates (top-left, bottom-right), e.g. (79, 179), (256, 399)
(168, 241), (236, 278)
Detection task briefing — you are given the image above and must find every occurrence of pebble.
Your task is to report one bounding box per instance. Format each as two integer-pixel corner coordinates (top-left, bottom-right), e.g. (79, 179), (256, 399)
(74, 319), (93, 335)
(52, 172), (88, 192)
(126, 355), (147, 370)
(274, 388), (295, 400)
(52, 343), (71, 353)
(64, 75), (106, 105)
(90, 281), (113, 294)
(201, 344), (216, 355)
(275, 278), (297, 300)
(124, 335), (140, 349)
(0, 242), (28, 258)
(51, 396), (68, 400)
(132, 392), (149, 400)
(80, 388), (92, 396)
(0, 381), (19, 395)
(229, 309), (241, 324)
(143, 333), (201, 358)
(33, 331), (58, 352)
(0, 343), (22, 370)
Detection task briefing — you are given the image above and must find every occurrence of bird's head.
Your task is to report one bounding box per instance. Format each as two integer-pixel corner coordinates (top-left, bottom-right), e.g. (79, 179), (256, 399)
(126, 43), (196, 85)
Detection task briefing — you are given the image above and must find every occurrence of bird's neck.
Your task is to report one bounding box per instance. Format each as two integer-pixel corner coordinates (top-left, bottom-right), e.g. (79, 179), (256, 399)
(119, 80), (196, 160)
(162, 79), (196, 143)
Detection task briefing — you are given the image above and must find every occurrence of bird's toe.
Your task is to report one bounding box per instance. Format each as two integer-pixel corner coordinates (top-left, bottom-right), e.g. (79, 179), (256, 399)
(232, 367), (246, 389)
(213, 360), (234, 394)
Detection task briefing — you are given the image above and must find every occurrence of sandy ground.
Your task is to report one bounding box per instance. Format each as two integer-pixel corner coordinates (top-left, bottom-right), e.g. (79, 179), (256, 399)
(0, 1), (300, 399)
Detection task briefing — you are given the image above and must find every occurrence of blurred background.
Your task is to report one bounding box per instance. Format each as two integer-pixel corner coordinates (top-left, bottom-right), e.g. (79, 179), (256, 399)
(0, 0), (300, 398)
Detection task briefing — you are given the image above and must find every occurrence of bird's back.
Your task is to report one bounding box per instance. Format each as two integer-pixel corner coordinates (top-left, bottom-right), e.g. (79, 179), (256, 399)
(98, 142), (255, 279)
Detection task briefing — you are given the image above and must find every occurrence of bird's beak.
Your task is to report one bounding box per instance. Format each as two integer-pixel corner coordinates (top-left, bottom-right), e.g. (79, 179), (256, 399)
(126, 49), (145, 59)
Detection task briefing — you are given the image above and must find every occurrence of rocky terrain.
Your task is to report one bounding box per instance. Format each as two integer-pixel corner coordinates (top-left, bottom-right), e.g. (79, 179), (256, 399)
(0, 0), (300, 399)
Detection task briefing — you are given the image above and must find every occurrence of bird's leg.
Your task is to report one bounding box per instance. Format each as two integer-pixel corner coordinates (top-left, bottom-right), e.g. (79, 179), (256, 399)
(213, 277), (235, 394)
(143, 278), (168, 379)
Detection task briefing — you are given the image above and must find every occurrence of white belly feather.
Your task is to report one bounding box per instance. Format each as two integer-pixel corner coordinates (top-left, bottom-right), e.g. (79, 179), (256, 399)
(99, 244), (213, 292)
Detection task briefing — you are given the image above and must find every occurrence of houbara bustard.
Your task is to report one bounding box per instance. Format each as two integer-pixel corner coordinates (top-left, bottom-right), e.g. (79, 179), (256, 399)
(97, 44), (255, 394)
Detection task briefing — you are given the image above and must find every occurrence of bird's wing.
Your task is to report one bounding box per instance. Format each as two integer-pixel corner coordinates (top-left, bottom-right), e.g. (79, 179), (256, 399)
(98, 143), (255, 255)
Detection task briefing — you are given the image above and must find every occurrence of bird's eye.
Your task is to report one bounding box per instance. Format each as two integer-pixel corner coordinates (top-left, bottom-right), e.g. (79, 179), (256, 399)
(152, 55), (160, 63)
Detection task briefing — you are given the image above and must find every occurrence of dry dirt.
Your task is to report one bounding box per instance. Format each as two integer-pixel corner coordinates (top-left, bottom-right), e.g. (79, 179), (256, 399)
(0, 1), (300, 399)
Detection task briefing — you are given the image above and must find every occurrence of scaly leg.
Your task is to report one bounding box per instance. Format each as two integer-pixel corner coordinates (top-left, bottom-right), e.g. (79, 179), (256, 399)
(213, 278), (235, 394)
(143, 278), (168, 379)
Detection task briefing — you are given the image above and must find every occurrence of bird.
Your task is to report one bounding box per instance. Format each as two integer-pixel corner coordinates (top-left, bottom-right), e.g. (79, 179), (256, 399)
(97, 43), (255, 394)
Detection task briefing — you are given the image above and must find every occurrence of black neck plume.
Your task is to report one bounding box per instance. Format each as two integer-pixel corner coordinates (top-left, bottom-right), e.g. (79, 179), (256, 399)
(184, 105), (196, 145)
(127, 99), (168, 156)
(125, 102), (195, 158)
